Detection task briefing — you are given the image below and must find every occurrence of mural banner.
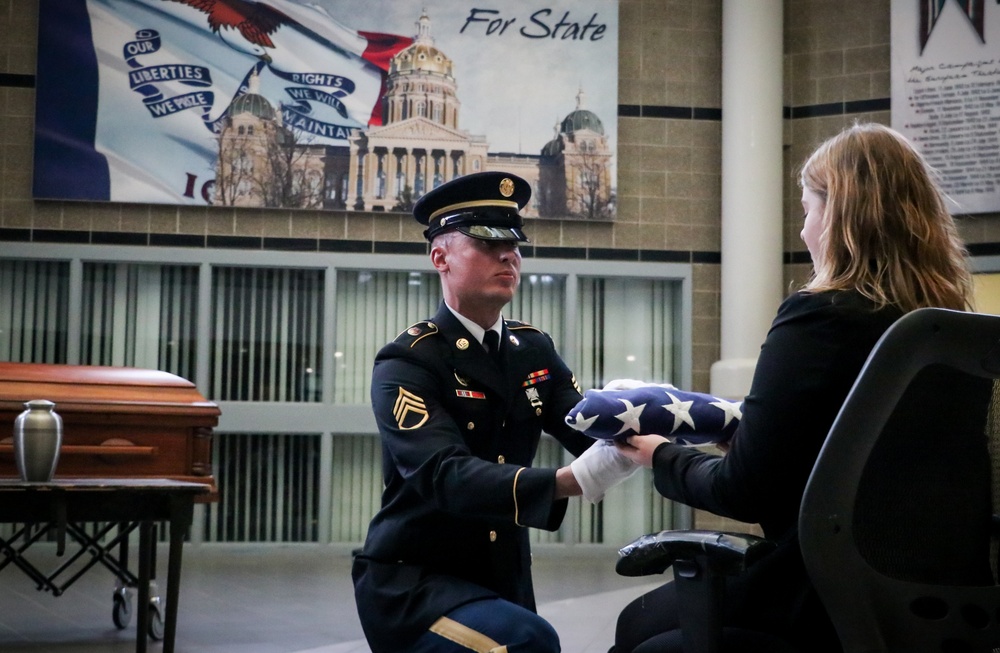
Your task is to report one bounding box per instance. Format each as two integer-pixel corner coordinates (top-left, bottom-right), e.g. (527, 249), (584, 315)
(34, 0), (619, 221)
(891, 0), (1000, 214)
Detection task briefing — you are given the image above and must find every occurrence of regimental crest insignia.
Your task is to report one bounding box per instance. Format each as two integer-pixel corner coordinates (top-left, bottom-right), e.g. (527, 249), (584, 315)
(398, 321), (438, 348)
(393, 387), (429, 430)
(499, 177), (514, 197)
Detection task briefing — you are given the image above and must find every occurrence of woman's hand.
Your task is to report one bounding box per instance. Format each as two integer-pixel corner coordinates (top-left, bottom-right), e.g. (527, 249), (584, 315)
(614, 434), (670, 468)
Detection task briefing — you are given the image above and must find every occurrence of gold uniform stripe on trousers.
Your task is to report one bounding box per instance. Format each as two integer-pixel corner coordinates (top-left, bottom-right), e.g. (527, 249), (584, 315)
(428, 616), (510, 653)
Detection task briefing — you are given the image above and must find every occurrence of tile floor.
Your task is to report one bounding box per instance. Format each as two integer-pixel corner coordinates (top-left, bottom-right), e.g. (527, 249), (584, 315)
(0, 542), (664, 653)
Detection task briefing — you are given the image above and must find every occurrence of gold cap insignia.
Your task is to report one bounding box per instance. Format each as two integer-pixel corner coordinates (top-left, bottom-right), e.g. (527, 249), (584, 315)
(456, 338), (470, 350)
(499, 177), (515, 197)
(393, 387), (429, 430)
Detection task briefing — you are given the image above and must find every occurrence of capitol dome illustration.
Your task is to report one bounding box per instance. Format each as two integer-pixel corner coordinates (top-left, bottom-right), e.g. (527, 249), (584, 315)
(213, 10), (613, 220)
(539, 88), (614, 219)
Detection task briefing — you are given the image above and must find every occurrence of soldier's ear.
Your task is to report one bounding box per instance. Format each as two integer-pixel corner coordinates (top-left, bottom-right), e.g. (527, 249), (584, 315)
(430, 245), (448, 272)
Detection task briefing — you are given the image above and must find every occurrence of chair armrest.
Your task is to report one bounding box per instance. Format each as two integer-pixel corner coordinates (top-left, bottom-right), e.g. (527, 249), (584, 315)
(616, 529), (776, 577)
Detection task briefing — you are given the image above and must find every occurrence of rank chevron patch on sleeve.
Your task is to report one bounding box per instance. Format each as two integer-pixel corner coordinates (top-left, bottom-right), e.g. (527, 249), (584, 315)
(393, 387), (429, 430)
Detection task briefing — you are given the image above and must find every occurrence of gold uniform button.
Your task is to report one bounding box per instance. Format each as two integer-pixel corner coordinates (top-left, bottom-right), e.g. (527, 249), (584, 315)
(489, 530), (497, 542)
(535, 407), (542, 416)
(497, 455), (505, 464)
(467, 422), (475, 430)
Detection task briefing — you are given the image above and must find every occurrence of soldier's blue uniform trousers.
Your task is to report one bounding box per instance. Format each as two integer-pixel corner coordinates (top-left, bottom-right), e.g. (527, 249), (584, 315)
(406, 597), (560, 653)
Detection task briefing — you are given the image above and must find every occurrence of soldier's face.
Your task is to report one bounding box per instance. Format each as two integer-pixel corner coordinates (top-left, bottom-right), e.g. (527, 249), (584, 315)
(432, 232), (522, 307)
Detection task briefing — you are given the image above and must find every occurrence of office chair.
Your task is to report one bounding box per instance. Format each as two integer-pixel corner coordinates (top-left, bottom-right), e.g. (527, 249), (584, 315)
(800, 307), (1000, 652)
(615, 308), (1000, 653)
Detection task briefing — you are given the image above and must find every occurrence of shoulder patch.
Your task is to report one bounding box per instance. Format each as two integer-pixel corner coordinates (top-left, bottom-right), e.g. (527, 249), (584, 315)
(394, 321), (440, 348)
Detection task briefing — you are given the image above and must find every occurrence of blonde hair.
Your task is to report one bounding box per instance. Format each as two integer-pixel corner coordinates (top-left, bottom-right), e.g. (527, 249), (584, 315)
(799, 122), (972, 312)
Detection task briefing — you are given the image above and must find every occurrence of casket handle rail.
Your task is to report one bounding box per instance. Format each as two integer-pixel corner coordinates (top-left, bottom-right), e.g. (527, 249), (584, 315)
(0, 437), (158, 460)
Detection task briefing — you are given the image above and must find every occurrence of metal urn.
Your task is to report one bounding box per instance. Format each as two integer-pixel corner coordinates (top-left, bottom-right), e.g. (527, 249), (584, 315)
(13, 399), (63, 482)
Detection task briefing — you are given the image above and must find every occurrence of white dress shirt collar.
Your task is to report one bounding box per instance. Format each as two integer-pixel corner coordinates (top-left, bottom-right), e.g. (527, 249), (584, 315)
(445, 303), (503, 346)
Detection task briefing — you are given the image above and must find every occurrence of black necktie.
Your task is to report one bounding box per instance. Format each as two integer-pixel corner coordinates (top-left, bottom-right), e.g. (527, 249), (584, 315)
(483, 329), (501, 363)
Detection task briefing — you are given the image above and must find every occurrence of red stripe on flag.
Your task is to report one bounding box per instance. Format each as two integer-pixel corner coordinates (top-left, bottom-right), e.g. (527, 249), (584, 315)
(357, 31), (412, 72)
(357, 30), (412, 126)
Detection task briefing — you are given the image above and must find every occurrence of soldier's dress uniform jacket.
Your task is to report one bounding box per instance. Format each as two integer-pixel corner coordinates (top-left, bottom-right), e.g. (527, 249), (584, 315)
(352, 303), (593, 653)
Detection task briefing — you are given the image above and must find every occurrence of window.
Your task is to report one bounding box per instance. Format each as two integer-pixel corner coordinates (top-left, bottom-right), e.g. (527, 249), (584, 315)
(211, 266), (323, 402)
(0, 259), (68, 363)
(202, 432), (321, 542)
(509, 273), (567, 346)
(334, 269), (440, 404)
(81, 262), (197, 379)
(577, 277), (680, 388)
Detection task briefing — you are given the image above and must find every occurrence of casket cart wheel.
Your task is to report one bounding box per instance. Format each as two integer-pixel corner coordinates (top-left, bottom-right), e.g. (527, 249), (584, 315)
(112, 586), (132, 629)
(147, 597), (164, 640)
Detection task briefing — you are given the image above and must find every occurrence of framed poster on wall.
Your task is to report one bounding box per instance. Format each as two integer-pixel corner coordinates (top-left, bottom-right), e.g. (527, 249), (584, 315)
(32, 0), (619, 221)
(891, 0), (1000, 215)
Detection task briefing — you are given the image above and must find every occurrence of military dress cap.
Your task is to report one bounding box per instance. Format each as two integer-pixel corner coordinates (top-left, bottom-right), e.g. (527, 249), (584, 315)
(413, 171), (531, 242)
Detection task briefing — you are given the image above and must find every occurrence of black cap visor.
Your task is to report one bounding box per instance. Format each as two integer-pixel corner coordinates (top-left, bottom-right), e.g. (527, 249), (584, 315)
(425, 207), (529, 242)
(457, 224), (529, 242)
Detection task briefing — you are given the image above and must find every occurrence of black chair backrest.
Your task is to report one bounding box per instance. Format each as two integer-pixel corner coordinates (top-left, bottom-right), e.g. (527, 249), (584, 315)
(800, 308), (1000, 653)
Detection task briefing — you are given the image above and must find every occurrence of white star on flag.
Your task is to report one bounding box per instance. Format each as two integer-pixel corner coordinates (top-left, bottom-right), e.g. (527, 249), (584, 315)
(569, 412), (599, 433)
(709, 398), (743, 428)
(613, 399), (646, 436)
(663, 392), (695, 433)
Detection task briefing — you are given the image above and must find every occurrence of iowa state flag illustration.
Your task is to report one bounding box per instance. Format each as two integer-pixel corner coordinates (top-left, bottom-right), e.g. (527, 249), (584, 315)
(33, 0), (412, 203)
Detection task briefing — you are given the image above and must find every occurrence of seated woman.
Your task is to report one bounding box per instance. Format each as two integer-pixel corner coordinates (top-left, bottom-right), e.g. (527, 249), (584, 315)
(611, 122), (978, 653)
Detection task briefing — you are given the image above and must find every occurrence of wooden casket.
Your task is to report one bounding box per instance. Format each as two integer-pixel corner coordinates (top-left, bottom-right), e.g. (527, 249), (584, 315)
(0, 362), (219, 500)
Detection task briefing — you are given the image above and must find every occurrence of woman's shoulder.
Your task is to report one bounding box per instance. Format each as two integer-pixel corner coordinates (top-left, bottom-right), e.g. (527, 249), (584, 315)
(779, 288), (879, 313)
(774, 289), (901, 329)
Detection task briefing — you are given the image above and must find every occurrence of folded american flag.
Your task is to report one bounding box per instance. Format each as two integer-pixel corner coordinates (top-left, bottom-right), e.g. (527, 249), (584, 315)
(564, 381), (742, 445)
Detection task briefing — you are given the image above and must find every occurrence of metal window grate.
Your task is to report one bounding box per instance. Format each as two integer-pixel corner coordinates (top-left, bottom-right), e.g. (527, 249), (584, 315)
(80, 263), (197, 378)
(334, 270), (441, 404)
(331, 434), (384, 543)
(211, 267), (324, 402)
(203, 432), (321, 543)
(0, 259), (69, 363)
(577, 277), (679, 389)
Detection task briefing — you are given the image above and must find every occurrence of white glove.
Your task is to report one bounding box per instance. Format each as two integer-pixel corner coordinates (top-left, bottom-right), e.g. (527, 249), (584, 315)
(569, 440), (642, 503)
